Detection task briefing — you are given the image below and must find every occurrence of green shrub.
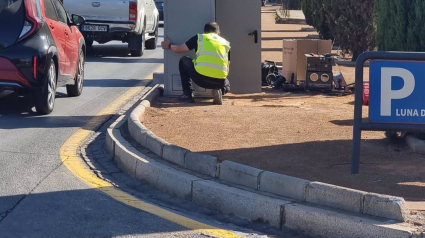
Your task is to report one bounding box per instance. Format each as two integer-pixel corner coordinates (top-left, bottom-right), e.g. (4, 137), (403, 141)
(301, 0), (314, 26)
(405, 0), (425, 51)
(375, 0), (411, 51)
(375, 0), (425, 52)
(326, 0), (375, 60)
(301, 0), (375, 60)
(301, 0), (333, 40)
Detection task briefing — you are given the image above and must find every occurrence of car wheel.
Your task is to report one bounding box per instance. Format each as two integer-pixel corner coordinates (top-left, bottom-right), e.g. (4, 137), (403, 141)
(35, 59), (56, 115)
(66, 50), (84, 97)
(130, 26), (145, 57)
(145, 23), (158, 50)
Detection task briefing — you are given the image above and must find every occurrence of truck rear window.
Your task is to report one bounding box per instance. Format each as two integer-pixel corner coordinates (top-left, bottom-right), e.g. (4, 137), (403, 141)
(0, 0), (25, 50)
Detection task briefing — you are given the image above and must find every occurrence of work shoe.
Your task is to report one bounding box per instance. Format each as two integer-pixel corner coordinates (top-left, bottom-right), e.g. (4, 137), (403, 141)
(212, 89), (223, 105)
(178, 93), (195, 103)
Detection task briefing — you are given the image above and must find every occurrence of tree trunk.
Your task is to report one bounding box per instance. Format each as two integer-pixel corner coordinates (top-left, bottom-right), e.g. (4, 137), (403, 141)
(351, 51), (360, 62)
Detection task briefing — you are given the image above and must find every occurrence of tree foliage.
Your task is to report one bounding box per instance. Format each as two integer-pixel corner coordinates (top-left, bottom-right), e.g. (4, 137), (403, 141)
(288, 0), (303, 10)
(407, 0), (425, 51)
(327, 0), (375, 60)
(301, 0), (375, 61)
(301, 0), (333, 40)
(375, 0), (410, 51)
(375, 0), (425, 51)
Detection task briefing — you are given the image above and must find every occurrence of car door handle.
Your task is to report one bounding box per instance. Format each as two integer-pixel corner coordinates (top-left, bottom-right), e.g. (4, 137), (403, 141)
(49, 23), (54, 30)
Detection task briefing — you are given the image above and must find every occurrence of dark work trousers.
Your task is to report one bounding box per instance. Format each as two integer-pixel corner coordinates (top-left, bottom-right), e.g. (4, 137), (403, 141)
(179, 56), (231, 96)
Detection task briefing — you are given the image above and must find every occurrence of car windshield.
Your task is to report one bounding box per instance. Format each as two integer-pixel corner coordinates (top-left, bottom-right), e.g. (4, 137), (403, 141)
(0, 0), (25, 50)
(154, 0), (163, 7)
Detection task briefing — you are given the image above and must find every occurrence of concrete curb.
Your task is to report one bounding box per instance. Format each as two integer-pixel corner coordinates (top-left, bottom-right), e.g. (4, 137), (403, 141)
(192, 180), (291, 229)
(259, 171), (309, 201)
(104, 84), (422, 237)
(219, 161), (263, 189)
(185, 152), (218, 178)
(306, 182), (366, 213)
(284, 203), (418, 238)
(405, 135), (425, 154)
(275, 10), (307, 25)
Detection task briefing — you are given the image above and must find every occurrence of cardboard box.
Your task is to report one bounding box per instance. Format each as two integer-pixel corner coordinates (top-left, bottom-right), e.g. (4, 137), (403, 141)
(282, 39), (332, 84)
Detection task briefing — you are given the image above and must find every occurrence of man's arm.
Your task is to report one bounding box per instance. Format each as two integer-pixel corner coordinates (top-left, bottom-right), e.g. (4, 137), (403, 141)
(161, 36), (190, 53)
(227, 50), (230, 74)
(170, 44), (190, 53)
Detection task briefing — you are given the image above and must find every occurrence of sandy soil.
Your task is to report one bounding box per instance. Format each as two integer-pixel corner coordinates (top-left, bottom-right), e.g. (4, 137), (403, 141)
(143, 93), (425, 215)
(141, 5), (425, 224)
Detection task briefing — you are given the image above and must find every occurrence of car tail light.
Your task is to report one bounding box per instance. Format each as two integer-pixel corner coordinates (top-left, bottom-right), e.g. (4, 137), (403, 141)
(129, 0), (137, 21)
(19, 0), (42, 42)
(33, 56), (37, 79)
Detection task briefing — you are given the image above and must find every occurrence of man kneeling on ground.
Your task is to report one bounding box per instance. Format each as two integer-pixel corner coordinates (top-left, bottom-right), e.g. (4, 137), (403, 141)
(161, 22), (231, 105)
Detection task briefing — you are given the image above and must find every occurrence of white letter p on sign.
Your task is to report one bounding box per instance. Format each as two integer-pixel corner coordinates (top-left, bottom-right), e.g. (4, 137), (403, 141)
(381, 67), (415, 116)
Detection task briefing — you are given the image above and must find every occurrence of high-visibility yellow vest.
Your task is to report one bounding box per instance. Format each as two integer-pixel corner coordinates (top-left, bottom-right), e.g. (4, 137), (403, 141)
(194, 33), (231, 79)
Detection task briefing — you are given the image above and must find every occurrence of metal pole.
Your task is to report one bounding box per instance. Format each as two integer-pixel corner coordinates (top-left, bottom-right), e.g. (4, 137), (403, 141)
(351, 53), (367, 174)
(351, 128), (361, 174)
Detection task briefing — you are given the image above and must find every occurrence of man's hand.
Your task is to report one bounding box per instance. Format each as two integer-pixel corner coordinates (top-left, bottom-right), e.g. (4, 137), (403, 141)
(161, 36), (190, 53)
(161, 36), (172, 50)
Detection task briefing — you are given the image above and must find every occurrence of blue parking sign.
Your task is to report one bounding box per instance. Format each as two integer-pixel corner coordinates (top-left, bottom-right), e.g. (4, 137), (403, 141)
(370, 60), (425, 124)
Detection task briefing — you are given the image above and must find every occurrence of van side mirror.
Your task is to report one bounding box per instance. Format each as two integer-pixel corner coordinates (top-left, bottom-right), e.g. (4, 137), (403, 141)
(72, 14), (86, 26)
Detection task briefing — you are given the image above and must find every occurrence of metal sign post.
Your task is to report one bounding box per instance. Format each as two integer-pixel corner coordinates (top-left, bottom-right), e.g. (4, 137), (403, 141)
(352, 51), (425, 174)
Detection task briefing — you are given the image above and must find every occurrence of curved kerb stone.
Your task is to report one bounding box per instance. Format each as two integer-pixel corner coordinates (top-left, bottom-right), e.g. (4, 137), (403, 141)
(127, 85), (410, 222)
(104, 84), (419, 237)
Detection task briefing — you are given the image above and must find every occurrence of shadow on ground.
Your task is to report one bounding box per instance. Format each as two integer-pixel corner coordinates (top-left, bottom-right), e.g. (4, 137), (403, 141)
(223, 88), (351, 101)
(202, 139), (425, 202)
(0, 189), (198, 237)
(0, 92), (114, 129)
(83, 79), (147, 88)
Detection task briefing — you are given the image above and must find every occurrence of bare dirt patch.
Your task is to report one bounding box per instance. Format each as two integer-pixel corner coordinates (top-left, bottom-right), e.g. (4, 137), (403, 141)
(140, 5), (425, 225)
(143, 92), (425, 217)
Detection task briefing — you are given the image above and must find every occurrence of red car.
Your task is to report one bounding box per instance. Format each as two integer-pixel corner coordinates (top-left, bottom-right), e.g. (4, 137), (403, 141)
(0, 0), (86, 114)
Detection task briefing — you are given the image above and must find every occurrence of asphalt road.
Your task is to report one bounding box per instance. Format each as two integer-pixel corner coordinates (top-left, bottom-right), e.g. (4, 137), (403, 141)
(0, 28), (211, 238)
(0, 28), (303, 238)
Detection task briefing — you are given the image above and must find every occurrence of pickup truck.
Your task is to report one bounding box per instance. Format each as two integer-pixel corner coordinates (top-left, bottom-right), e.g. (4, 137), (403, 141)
(63, 0), (159, 57)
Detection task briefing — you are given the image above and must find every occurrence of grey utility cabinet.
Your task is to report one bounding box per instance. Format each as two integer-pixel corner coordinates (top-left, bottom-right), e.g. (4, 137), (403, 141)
(164, 0), (261, 96)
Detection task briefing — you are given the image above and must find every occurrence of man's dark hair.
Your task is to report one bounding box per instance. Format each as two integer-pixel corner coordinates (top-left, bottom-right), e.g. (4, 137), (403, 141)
(204, 22), (220, 34)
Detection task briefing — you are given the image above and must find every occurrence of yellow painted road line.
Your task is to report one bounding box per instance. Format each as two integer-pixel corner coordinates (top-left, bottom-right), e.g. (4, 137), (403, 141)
(60, 65), (246, 238)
